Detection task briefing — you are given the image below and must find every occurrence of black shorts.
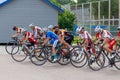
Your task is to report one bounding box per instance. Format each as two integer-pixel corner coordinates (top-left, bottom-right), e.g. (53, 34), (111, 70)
(64, 35), (74, 45)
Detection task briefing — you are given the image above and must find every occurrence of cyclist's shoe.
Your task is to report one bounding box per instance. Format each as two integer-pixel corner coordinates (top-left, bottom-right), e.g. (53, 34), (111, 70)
(52, 54), (57, 62)
(53, 58), (57, 62)
(110, 52), (116, 60)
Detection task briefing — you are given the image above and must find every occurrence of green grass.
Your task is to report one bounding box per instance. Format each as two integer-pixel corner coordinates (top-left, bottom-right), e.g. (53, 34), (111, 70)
(72, 36), (97, 44)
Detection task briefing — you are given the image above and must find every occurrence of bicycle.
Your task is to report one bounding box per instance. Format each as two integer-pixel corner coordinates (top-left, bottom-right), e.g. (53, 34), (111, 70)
(115, 44), (120, 59)
(88, 43), (120, 71)
(39, 44), (71, 65)
(5, 37), (20, 54)
(70, 42), (89, 68)
(11, 42), (47, 66)
(88, 44), (105, 71)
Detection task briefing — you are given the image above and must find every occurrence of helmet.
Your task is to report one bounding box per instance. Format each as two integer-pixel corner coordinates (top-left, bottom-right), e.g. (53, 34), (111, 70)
(42, 27), (48, 32)
(29, 24), (34, 27)
(13, 26), (17, 31)
(117, 26), (120, 30)
(76, 26), (84, 33)
(22, 28), (27, 34)
(48, 25), (54, 30)
(95, 26), (102, 33)
(53, 25), (59, 29)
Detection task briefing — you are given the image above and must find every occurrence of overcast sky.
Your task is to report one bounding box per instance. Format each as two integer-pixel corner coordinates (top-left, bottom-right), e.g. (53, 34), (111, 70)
(0, 0), (7, 4)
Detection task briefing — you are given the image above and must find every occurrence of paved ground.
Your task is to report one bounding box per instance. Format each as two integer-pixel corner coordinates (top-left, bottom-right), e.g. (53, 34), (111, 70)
(0, 46), (120, 80)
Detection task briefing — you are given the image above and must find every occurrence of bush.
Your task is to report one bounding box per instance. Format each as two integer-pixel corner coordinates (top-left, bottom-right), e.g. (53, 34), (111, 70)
(58, 10), (76, 31)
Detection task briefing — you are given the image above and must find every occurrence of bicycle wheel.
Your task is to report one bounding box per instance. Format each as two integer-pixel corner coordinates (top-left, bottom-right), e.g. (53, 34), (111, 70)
(58, 48), (71, 65)
(30, 48), (47, 66)
(70, 47), (88, 68)
(11, 46), (27, 62)
(116, 46), (120, 59)
(5, 41), (19, 54)
(88, 53), (105, 71)
(46, 46), (62, 63)
(114, 58), (120, 70)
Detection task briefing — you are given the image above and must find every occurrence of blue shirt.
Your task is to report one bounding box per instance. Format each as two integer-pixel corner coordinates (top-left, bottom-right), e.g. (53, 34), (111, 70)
(46, 31), (58, 40)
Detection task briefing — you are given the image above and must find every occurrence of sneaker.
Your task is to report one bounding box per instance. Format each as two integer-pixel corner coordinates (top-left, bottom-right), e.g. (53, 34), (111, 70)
(110, 52), (116, 59)
(52, 54), (57, 62)
(53, 58), (57, 62)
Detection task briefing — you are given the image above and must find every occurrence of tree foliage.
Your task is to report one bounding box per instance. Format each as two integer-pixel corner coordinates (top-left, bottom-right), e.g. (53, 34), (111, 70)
(58, 10), (76, 30)
(50, 0), (61, 7)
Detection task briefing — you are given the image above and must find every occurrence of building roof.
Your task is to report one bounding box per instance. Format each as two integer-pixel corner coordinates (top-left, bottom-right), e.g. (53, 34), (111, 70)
(0, 0), (64, 12)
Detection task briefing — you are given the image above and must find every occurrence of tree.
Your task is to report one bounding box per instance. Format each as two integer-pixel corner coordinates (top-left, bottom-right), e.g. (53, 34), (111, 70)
(58, 10), (76, 31)
(57, 0), (71, 5)
(50, 0), (61, 7)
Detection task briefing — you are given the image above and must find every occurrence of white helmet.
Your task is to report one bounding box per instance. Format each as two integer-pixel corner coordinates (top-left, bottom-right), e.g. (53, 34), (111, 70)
(42, 27), (48, 32)
(29, 24), (34, 27)
(117, 26), (120, 30)
(95, 26), (102, 33)
(76, 26), (84, 33)
(22, 28), (27, 34)
(48, 25), (54, 30)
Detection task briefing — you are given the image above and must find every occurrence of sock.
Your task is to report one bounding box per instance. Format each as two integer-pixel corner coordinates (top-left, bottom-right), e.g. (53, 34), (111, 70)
(53, 54), (57, 59)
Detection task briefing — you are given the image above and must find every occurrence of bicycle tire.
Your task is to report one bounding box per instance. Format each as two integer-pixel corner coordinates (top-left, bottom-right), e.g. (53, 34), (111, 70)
(11, 46), (27, 62)
(116, 46), (120, 59)
(114, 58), (120, 70)
(70, 47), (88, 68)
(88, 53), (105, 71)
(58, 48), (71, 65)
(30, 48), (47, 66)
(5, 41), (20, 54)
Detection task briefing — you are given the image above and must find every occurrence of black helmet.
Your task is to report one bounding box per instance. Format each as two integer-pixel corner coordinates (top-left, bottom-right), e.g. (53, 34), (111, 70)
(13, 26), (17, 31)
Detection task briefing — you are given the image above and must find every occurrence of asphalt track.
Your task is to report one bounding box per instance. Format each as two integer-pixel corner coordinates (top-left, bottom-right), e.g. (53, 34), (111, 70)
(0, 46), (120, 80)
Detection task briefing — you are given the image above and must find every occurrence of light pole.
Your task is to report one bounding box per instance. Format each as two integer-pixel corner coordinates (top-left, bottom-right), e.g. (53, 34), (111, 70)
(108, 0), (111, 31)
(73, 0), (78, 24)
(82, 3), (84, 25)
(118, 0), (120, 26)
(90, 2), (92, 34)
(98, 1), (100, 25)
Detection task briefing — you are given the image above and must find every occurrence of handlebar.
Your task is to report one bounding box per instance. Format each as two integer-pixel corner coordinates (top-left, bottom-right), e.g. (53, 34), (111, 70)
(11, 37), (18, 41)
